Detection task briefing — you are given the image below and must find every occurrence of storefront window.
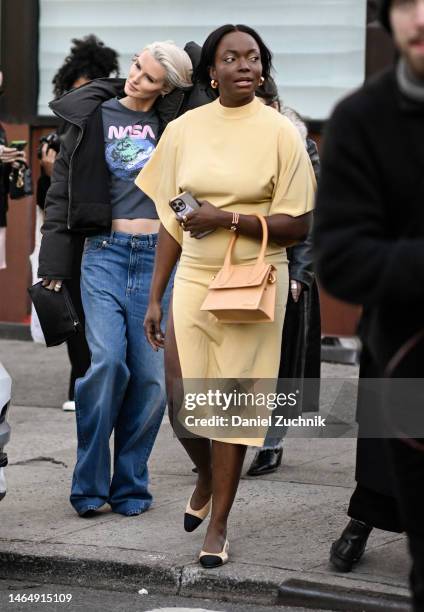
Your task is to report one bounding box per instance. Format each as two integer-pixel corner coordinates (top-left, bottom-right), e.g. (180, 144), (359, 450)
(38, 0), (366, 120)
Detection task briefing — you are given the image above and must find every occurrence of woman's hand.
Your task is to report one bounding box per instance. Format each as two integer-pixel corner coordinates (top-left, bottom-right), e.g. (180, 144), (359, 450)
(0, 146), (26, 165)
(144, 300), (165, 351)
(42, 279), (63, 292)
(40, 143), (57, 177)
(180, 200), (225, 238)
(290, 279), (305, 302)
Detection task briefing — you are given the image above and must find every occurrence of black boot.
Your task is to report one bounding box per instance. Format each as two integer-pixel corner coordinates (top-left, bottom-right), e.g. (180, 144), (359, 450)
(247, 447), (283, 477)
(330, 519), (373, 572)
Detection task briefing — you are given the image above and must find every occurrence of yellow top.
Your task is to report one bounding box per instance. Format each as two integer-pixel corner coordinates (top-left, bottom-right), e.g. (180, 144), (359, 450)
(135, 96), (316, 266)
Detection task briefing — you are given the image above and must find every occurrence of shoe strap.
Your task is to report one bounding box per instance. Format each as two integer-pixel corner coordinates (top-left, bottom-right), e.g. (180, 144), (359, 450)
(199, 539), (229, 561)
(185, 496), (211, 519)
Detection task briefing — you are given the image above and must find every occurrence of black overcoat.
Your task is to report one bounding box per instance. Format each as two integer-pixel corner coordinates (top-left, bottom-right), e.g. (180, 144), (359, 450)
(279, 139), (321, 413)
(314, 67), (424, 496)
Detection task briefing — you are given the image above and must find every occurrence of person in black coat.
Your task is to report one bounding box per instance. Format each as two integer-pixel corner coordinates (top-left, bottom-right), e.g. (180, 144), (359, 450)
(314, 1), (424, 607)
(247, 82), (321, 476)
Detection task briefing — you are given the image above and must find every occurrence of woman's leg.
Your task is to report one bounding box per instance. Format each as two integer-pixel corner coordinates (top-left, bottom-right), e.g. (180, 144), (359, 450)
(110, 236), (171, 515)
(165, 301), (212, 509)
(202, 441), (247, 552)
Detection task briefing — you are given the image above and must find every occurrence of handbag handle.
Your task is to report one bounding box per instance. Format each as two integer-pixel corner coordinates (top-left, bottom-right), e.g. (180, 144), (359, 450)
(222, 213), (268, 273)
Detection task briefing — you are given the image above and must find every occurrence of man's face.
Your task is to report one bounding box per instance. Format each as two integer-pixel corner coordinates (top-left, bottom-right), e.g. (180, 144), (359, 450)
(391, 0), (424, 77)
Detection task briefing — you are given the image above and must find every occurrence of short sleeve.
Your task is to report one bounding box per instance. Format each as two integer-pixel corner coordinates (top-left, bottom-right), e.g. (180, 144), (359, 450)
(270, 117), (316, 217)
(135, 121), (183, 245)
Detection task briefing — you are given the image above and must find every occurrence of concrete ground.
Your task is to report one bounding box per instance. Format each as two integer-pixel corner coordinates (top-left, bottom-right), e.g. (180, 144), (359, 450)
(0, 340), (412, 611)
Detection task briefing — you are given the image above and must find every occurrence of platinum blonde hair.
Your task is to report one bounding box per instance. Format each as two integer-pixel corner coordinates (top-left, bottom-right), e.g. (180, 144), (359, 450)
(143, 41), (193, 94)
(281, 106), (308, 144)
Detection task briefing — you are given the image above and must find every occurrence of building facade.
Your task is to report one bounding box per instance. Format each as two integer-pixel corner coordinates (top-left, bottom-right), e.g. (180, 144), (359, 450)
(0, 0), (392, 335)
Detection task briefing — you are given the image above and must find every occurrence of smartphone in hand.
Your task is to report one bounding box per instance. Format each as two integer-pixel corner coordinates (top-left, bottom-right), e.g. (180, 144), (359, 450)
(169, 191), (215, 238)
(10, 140), (27, 151)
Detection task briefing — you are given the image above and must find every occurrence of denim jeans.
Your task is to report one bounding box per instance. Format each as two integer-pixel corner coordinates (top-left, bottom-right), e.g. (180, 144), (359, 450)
(70, 231), (173, 516)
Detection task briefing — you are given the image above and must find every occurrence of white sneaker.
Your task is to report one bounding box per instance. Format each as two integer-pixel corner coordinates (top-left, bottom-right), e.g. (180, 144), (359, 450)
(62, 400), (76, 412)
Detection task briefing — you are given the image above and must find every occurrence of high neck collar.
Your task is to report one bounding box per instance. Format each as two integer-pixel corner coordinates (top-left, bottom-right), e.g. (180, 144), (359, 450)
(214, 96), (260, 119)
(397, 58), (424, 104)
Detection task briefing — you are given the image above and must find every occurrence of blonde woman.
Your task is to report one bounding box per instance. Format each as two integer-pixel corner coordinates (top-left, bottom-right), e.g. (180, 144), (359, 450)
(38, 42), (193, 517)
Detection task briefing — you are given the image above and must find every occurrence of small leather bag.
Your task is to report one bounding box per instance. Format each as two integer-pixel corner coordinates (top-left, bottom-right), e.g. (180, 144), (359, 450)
(200, 213), (277, 324)
(9, 161), (33, 200)
(28, 281), (82, 347)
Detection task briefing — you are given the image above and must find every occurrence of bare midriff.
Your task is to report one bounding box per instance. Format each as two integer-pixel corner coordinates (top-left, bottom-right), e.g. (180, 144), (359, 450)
(112, 218), (160, 235)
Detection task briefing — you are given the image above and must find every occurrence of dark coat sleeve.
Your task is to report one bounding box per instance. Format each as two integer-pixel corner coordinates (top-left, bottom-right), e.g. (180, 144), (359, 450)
(38, 122), (78, 279)
(287, 231), (314, 288)
(314, 99), (424, 306)
(287, 138), (320, 288)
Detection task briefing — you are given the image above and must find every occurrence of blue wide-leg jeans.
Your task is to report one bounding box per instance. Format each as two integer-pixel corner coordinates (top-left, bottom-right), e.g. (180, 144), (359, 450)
(70, 231), (172, 516)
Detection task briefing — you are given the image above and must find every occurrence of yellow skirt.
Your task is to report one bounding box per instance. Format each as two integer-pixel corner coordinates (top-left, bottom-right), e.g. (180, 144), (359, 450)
(172, 253), (288, 446)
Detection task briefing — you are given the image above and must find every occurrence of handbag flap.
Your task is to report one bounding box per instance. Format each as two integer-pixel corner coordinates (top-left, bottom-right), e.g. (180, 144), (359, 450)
(209, 262), (273, 289)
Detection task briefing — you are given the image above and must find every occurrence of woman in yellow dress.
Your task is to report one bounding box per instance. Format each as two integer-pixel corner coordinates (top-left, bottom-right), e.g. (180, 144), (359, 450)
(136, 24), (316, 567)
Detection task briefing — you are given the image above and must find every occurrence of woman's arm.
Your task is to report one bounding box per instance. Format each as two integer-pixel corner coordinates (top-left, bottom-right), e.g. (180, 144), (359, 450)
(144, 224), (181, 351)
(182, 201), (312, 246)
(38, 122), (79, 287)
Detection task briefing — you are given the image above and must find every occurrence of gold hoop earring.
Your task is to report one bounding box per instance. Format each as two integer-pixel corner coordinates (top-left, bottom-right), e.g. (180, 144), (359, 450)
(211, 79), (218, 89)
(259, 76), (265, 86)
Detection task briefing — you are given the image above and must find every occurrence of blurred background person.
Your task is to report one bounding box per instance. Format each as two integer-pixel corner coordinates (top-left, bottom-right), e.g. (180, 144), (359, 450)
(0, 69), (27, 271)
(315, 0), (424, 607)
(247, 78), (321, 477)
(33, 35), (120, 411)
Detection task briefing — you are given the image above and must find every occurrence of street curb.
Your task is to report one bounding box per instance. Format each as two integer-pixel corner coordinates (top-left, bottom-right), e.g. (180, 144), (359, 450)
(0, 551), (182, 596)
(0, 323), (31, 342)
(279, 578), (411, 611)
(0, 550), (412, 610)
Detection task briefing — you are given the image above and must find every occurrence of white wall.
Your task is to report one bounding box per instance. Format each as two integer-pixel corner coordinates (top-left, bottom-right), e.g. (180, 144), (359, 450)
(38, 0), (366, 120)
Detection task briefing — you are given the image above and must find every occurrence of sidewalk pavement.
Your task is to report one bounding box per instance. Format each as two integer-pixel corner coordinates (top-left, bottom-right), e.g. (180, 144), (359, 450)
(0, 340), (412, 611)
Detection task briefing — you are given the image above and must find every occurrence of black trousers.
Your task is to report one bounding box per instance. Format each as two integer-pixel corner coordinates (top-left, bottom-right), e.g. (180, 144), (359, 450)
(348, 480), (402, 533)
(64, 237), (90, 401)
(387, 438), (424, 612)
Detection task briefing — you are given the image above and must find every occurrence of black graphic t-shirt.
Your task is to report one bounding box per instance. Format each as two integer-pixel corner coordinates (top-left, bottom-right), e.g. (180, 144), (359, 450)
(101, 97), (160, 220)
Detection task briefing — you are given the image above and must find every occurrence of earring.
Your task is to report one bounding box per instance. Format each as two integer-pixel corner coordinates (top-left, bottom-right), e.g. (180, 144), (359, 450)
(259, 76), (265, 86)
(210, 79), (218, 89)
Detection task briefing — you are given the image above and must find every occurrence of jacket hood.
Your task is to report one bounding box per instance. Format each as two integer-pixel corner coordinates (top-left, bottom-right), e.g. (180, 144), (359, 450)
(49, 78), (126, 125)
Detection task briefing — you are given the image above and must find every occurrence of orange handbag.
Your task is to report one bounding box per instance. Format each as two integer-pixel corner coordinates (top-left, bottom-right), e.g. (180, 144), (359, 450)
(200, 213), (277, 324)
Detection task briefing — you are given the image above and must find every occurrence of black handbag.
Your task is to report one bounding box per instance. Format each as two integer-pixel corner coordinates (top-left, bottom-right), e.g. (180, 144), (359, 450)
(9, 161), (33, 199)
(27, 281), (82, 347)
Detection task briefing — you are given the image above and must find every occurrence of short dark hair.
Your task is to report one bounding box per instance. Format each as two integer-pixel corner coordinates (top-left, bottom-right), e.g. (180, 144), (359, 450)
(194, 24), (273, 86)
(52, 34), (120, 97)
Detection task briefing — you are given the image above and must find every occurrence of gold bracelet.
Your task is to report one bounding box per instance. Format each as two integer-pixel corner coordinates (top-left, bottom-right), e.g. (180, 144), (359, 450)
(230, 212), (239, 232)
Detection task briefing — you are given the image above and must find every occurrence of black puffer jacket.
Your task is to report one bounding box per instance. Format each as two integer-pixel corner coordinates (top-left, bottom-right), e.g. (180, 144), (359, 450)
(38, 43), (216, 280)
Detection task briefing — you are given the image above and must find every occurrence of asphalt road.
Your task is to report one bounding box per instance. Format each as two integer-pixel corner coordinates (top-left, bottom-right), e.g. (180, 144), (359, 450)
(1, 579), (330, 612)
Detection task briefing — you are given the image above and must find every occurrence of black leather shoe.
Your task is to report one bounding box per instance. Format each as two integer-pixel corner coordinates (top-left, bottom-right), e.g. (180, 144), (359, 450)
(330, 519), (373, 572)
(247, 447), (283, 476)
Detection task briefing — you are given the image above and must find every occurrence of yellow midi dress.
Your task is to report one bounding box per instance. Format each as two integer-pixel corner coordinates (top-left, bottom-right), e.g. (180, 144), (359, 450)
(136, 97), (316, 446)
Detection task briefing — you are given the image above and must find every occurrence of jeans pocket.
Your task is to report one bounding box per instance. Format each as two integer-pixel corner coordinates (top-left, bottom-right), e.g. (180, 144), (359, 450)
(83, 237), (110, 253)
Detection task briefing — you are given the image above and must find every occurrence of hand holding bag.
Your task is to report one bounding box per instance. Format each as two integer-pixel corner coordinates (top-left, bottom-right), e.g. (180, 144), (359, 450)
(27, 281), (82, 347)
(200, 213), (277, 324)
